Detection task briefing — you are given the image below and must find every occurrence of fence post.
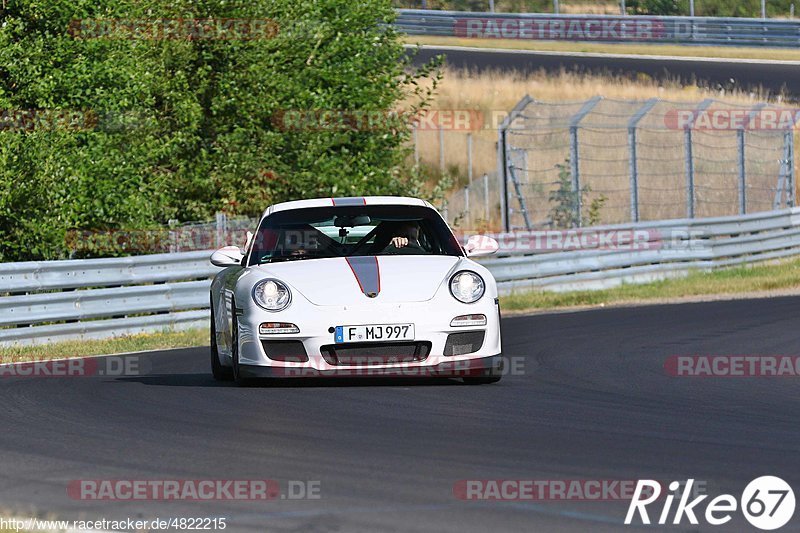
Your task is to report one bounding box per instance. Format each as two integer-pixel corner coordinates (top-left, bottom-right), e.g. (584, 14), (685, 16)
(627, 99), (658, 223)
(684, 128), (695, 218)
(168, 219), (179, 253)
(467, 133), (473, 183)
(483, 173), (490, 223)
(628, 128), (639, 223)
(413, 126), (419, 167)
(497, 126), (508, 232)
(684, 99), (713, 218)
(569, 96), (603, 227)
(215, 212), (227, 248)
(789, 130), (796, 207)
(497, 95), (534, 232)
(737, 129), (746, 214)
(438, 126), (445, 174)
(464, 186), (470, 228)
(569, 127), (581, 225)
(738, 104), (767, 215)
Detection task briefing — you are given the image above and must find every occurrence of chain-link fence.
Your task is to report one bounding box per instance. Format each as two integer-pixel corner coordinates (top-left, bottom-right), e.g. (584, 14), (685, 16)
(500, 95), (796, 231)
(66, 214), (257, 257)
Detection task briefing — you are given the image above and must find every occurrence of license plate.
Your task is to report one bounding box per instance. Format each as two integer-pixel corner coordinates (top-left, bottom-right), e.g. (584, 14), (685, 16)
(334, 324), (415, 343)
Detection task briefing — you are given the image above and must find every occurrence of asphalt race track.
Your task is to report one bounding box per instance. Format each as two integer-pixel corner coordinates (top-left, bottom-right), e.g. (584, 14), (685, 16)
(408, 45), (800, 99)
(1, 297), (799, 532)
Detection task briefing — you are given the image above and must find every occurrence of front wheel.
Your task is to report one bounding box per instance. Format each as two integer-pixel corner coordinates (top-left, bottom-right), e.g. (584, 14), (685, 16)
(210, 297), (233, 381)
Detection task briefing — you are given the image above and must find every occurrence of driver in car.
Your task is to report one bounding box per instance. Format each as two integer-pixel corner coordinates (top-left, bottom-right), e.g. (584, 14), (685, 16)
(386, 221), (425, 254)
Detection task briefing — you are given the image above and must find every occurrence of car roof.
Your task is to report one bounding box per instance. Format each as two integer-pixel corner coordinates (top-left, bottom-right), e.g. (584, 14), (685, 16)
(263, 196), (434, 217)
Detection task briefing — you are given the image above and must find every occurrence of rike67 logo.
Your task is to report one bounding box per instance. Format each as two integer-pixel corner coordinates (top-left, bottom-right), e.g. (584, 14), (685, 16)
(625, 477), (795, 530)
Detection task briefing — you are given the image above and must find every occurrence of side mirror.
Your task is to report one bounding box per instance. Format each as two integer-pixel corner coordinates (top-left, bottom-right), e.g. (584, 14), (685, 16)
(210, 246), (244, 267)
(464, 235), (499, 257)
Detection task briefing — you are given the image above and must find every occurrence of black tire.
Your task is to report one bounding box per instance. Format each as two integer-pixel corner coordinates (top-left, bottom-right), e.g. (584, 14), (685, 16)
(230, 300), (250, 386)
(210, 296), (233, 381)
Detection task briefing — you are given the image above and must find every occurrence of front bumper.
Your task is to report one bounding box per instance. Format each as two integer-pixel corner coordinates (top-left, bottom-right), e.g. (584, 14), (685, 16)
(232, 294), (502, 377)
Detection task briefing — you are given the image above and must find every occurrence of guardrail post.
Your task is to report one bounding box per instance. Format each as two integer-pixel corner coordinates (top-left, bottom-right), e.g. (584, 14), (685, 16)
(628, 99), (658, 223)
(738, 129), (746, 214)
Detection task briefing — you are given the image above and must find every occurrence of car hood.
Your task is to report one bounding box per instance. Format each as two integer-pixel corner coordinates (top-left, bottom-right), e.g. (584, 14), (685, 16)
(252, 255), (461, 305)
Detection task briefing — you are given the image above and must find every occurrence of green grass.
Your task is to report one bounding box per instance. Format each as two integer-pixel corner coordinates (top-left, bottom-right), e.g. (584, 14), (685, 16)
(406, 35), (800, 61)
(0, 328), (207, 364)
(501, 257), (800, 312)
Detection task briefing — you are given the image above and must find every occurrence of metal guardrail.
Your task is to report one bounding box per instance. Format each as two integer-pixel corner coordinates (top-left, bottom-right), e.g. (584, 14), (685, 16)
(0, 251), (216, 346)
(2, 207), (800, 345)
(484, 207), (800, 293)
(396, 9), (800, 47)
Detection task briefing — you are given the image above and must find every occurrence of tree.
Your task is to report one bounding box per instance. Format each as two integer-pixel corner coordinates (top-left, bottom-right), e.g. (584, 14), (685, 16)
(0, 0), (440, 261)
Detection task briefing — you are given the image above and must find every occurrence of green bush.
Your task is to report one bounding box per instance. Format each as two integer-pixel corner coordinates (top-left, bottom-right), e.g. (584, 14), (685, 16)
(0, 0), (440, 261)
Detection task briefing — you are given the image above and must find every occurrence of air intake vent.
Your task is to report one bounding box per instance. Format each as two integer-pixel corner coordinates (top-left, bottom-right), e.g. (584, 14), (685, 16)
(261, 340), (309, 362)
(443, 331), (485, 356)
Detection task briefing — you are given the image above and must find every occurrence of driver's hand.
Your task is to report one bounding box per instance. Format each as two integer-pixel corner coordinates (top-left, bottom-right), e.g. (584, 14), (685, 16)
(390, 237), (409, 248)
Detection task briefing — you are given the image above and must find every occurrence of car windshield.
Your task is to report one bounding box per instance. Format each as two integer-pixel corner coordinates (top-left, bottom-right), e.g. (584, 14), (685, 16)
(248, 205), (462, 265)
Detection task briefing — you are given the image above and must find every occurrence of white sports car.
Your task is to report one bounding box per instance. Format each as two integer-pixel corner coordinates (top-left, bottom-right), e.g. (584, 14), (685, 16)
(209, 196), (502, 385)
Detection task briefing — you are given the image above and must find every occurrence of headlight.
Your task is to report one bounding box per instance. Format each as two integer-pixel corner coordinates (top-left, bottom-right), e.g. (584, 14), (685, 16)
(252, 279), (291, 311)
(449, 271), (485, 304)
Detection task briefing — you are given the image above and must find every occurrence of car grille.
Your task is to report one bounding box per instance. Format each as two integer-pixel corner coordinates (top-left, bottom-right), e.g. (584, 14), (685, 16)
(261, 340), (309, 363)
(443, 331), (485, 356)
(319, 342), (431, 366)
